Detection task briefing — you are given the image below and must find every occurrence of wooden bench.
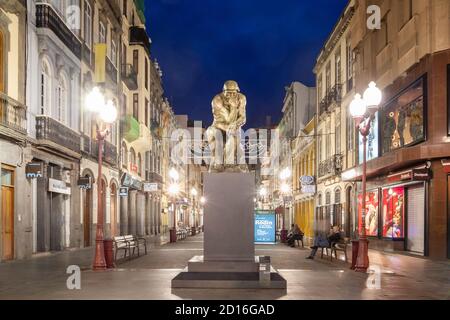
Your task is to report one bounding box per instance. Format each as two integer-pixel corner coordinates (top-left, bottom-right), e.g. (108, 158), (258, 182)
(320, 238), (349, 263)
(113, 235), (147, 261)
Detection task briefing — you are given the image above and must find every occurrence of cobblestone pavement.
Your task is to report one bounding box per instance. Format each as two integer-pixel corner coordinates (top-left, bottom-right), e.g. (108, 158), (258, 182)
(0, 233), (449, 300)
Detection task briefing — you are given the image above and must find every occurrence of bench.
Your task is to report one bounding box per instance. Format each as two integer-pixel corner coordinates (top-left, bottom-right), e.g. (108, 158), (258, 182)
(320, 238), (349, 262)
(113, 235), (147, 261)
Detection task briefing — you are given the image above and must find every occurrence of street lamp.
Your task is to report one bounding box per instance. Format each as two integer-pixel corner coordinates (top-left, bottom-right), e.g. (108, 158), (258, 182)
(349, 81), (382, 273)
(168, 168), (179, 243)
(191, 187), (198, 234)
(200, 196), (206, 205)
(86, 86), (118, 271)
(279, 167), (292, 243)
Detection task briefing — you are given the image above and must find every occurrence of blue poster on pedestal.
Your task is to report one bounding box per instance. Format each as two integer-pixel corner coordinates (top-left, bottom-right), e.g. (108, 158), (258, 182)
(254, 211), (276, 244)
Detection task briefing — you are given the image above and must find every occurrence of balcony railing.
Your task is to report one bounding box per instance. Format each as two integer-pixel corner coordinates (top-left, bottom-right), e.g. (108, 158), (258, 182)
(36, 116), (81, 153)
(0, 93), (27, 136)
(82, 135), (118, 166)
(36, 3), (82, 58)
(106, 57), (118, 85)
(318, 154), (343, 178)
(121, 64), (138, 90)
(146, 171), (163, 184)
(319, 84), (342, 116)
(130, 26), (151, 54)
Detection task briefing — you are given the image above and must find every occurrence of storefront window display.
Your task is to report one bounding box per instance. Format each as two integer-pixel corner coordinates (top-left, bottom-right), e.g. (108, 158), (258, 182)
(382, 187), (405, 238)
(381, 78), (425, 154)
(358, 190), (379, 237)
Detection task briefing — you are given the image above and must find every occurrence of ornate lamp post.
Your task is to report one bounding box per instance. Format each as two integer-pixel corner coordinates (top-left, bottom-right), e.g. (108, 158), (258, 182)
(85, 87), (118, 271)
(168, 168), (180, 243)
(349, 81), (382, 273)
(279, 167), (291, 243)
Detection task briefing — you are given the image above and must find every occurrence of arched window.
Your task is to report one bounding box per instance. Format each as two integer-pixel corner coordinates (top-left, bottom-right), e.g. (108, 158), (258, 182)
(40, 59), (52, 116)
(326, 191), (331, 205)
(318, 193), (322, 207)
(121, 142), (128, 168)
(56, 74), (68, 124)
(84, 1), (92, 49)
(130, 148), (136, 166)
(335, 188), (341, 204)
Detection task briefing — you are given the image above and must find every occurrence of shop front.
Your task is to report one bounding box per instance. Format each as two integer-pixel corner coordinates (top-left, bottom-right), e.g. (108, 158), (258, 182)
(357, 166), (429, 255)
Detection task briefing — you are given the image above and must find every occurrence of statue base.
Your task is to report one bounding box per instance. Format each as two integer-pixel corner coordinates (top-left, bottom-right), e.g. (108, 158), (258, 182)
(171, 173), (287, 289)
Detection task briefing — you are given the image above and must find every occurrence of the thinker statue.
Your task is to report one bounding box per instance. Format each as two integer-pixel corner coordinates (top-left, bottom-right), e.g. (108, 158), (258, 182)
(206, 80), (248, 173)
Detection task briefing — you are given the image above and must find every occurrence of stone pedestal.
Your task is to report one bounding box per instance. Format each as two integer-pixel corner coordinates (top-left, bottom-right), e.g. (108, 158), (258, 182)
(171, 173), (286, 289)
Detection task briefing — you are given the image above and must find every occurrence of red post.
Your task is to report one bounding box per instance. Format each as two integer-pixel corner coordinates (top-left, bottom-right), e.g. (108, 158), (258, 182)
(355, 122), (370, 273)
(93, 129), (107, 271)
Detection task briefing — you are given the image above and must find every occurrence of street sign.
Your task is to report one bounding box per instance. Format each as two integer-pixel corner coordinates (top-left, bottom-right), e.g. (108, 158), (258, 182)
(300, 175), (315, 186)
(48, 178), (71, 195)
(301, 185), (316, 194)
(143, 182), (159, 192)
(26, 162), (44, 179)
(77, 177), (92, 190)
(119, 187), (129, 197)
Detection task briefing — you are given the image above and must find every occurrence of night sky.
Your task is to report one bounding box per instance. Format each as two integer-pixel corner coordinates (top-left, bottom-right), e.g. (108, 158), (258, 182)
(145, 0), (348, 128)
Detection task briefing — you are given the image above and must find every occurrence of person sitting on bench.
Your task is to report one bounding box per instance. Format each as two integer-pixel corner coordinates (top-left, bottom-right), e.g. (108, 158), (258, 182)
(306, 226), (341, 260)
(287, 224), (304, 248)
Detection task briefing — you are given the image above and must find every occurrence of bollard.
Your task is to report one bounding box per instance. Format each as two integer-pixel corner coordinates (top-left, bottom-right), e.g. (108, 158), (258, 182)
(104, 239), (115, 269)
(259, 256), (271, 287)
(351, 240), (359, 270)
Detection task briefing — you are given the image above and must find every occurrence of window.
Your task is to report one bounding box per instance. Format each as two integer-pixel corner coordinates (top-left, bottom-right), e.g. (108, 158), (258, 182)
(358, 190), (380, 237)
(318, 130), (322, 162)
(138, 153), (142, 176)
(145, 98), (149, 127)
(325, 63), (331, 94)
(121, 94), (127, 117)
(335, 189), (341, 204)
(130, 148), (136, 171)
(40, 60), (51, 116)
(347, 111), (354, 151)
(317, 75), (323, 101)
(145, 58), (149, 90)
(133, 50), (139, 75)
(84, 1), (92, 49)
(111, 40), (117, 66)
(399, 0), (413, 28)
(335, 53), (341, 86)
(145, 151), (150, 180)
(326, 122), (331, 158)
(0, 31), (3, 92)
(336, 113), (341, 155)
(56, 75), (68, 125)
(121, 142), (128, 168)
(99, 22), (106, 43)
(346, 40), (353, 92)
(133, 94), (139, 120)
(381, 77), (425, 154)
(376, 17), (389, 53)
(382, 187), (404, 238)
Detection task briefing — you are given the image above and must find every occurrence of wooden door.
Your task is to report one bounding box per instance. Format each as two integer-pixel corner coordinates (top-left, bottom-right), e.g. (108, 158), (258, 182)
(110, 184), (117, 237)
(83, 188), (92, 247)
(2, 167), (14, 260)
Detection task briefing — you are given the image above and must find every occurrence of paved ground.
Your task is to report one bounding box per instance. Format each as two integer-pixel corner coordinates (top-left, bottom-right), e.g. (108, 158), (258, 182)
(0, 233), (449, 300)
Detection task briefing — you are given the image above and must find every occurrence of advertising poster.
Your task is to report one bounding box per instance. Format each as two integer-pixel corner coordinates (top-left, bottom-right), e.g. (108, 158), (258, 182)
(254, 212), (276, 244)
(358, 190), (379, 237)
(382, 187), (405, 238)
(359, 113), (379, 164)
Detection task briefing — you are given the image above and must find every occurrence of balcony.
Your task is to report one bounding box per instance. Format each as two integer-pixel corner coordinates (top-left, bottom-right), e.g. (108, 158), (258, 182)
(36, 3), (82, 59)
(81, 135), (118, 166)
(318, 154), (343, 179)
(35, 116), (81, 154)
(129, 26), (151, 55)
(121, 64), (138, 90)
(146, 171), (163, 184)
(106, 57), (118, 85)
(0, 93), (27, 140)
(319, 85), (342, 116)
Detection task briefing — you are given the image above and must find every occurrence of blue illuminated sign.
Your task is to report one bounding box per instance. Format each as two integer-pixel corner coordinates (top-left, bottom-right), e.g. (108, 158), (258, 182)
(254, 212), (276, 244)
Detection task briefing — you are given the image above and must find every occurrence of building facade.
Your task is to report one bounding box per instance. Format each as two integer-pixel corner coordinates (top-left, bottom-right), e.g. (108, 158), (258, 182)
(292, 117), (315, 244)
(314, 0), (357, 237)
(342, 0), (450, 259)
(0, 0), (28, 261)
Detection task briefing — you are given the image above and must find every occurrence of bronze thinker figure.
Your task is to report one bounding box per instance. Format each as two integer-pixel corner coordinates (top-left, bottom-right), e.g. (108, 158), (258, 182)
(206, 80), (248, 173)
